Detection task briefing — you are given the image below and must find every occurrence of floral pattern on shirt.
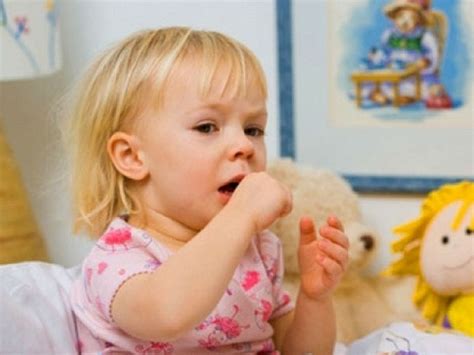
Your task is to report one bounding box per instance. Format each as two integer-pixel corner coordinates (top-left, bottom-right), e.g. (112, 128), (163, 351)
(70, 217), (294, 354)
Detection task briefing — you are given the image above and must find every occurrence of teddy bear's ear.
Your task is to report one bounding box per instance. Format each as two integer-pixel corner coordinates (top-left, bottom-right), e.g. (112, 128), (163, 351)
(345, 221), (379, 269)
(267, 158), (301, 189)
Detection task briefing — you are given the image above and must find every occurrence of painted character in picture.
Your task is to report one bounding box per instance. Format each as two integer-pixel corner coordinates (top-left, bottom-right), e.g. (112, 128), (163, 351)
(364, 0), (452, 107)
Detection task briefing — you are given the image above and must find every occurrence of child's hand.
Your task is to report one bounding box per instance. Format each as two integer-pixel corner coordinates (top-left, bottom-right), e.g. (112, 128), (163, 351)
(228, 172), (293, 233)
(297, 215), (349, 301)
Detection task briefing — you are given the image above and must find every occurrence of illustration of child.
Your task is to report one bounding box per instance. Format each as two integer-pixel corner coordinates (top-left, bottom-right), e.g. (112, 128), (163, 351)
(361, 0), (448, 106)
(68, 27), (349, 354)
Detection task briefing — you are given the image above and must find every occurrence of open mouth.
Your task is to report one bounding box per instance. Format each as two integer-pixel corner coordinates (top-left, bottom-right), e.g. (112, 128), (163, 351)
(218, 181), (240, 195)
(218, 175), (245, 196)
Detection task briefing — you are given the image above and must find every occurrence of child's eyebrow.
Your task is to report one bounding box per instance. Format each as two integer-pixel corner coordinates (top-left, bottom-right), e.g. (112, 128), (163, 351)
(247, 109), (268, 120)
(197, 102), (267, 118)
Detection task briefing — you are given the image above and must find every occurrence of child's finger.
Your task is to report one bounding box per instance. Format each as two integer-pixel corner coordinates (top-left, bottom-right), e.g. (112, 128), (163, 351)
(319, 226), (349, 249)
(317, 239), (348, 268)
(299, 216), (317, 246)
(327, 215), (344, 232)
(316, 253), (343, 279)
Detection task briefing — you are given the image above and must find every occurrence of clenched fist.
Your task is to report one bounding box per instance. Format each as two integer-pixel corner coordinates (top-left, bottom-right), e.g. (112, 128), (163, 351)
(227, 172), (293, 234)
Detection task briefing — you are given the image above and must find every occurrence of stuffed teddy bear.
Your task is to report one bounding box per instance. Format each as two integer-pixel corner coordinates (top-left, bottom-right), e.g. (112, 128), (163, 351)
(268, 158), (421, 344)
(385, 181), (474, 337)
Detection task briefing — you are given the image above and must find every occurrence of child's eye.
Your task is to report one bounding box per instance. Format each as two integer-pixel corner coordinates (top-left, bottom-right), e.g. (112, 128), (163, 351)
(244, 127), (265, 137)
(194, 123), (217, 134)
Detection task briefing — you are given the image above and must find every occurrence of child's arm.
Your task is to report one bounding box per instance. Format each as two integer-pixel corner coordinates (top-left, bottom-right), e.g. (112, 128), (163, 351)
(277, 292), (336, 355)
(111, 172), (292, 342)
(274, 216), (349, 355)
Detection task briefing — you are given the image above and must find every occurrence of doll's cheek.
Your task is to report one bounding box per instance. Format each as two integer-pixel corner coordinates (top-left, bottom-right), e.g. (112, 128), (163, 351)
(420, 203), (474, 295)
(421, 254), (473, 294)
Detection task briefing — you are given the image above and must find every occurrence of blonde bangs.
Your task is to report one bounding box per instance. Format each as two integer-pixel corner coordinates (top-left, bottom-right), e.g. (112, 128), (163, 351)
(146, 29), (268, 112)
(192, 32), (267, 100)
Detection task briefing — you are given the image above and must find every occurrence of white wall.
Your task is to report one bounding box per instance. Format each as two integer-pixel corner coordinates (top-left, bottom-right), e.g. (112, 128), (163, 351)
(0, 0), (425, 270)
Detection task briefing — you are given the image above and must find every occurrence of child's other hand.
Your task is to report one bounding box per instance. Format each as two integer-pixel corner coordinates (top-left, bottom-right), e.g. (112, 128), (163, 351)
(298, 215), (349, 301)
(228, 172), (293, 233)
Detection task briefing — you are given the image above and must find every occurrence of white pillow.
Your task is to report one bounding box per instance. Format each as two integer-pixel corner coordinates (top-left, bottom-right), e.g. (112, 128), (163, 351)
(0, 262), (80, 354)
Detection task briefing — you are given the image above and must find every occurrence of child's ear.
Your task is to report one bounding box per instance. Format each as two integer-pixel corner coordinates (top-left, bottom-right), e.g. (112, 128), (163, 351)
(107, 132), (148, 181)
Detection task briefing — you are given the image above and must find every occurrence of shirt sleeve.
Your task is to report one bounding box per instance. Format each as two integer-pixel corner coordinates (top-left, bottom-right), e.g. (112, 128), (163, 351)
(80, 232), (162, 324)
(258, 230), (295, 320)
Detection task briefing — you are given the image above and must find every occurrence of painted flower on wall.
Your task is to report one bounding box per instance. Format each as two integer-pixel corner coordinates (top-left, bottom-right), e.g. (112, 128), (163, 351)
(0, 0), (61, 80)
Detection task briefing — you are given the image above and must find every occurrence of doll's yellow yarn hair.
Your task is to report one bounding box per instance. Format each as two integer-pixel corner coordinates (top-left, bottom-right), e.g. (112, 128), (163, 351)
(384, 181), (474, 324)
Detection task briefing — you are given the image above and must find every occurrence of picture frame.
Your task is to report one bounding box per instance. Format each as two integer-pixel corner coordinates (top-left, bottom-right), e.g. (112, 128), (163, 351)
(276, 0), (473, 194)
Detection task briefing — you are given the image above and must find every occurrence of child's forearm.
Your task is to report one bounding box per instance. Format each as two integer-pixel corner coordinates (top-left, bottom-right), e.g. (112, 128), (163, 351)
(113, 207), (255, 341)
(151, 207), (255, 325)
(281, 291), (336, 355)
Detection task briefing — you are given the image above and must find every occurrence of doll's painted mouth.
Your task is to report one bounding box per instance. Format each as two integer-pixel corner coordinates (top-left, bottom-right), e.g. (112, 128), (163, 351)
(443, 256), (474, 270)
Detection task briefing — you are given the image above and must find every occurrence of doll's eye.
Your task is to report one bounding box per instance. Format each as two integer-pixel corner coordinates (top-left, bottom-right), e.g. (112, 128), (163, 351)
(466, 228), (473, 236)
(441, 235), (449, 245)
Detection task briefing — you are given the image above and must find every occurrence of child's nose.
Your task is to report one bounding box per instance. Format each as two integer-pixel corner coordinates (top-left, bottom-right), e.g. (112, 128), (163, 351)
(228, 131), (254, 160)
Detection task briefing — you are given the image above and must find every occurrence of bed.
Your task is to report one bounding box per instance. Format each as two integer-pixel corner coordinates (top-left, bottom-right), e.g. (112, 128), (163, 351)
(0, 261), (472, 354)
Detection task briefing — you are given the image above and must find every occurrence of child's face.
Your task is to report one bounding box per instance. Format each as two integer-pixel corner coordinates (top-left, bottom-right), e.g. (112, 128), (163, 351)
(135, 59), (267, 231)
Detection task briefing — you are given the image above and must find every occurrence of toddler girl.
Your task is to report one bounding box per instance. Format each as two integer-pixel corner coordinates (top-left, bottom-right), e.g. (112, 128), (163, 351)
(68, 27), (349, 354)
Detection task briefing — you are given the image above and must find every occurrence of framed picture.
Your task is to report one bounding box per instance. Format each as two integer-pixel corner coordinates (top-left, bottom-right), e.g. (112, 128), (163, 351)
(276, 0), (473, 193)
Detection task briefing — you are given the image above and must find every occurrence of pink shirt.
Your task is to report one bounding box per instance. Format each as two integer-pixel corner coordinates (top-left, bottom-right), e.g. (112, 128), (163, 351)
(70, 217), (294, 354)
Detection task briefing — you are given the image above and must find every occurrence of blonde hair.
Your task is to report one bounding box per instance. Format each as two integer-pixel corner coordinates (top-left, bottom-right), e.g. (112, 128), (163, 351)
(385, 181), (474, 324)
(65, 27), (267, 237)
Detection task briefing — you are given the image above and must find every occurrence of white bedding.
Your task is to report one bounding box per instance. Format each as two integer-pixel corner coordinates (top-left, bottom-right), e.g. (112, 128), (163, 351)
(0, 262), (472, 355)
(346, 322), (474, 355)
(0, 262), (80, 354)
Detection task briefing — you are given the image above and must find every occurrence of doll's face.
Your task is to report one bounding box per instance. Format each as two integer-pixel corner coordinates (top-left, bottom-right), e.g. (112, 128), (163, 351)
(420, 201), (474, 296)
(393, 9), (421, 33)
